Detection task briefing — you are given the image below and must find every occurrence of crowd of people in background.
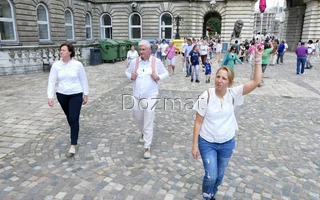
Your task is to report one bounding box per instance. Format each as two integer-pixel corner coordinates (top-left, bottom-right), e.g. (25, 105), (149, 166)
(125, 33), (319, 88)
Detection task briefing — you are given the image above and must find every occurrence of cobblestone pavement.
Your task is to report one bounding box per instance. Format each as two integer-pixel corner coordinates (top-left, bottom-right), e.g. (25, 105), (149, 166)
(0, 52), (319, 200)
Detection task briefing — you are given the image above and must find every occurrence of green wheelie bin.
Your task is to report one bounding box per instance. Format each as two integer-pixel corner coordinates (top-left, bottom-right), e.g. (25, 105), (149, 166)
(99, 40), (118, 63)
(114, 40), (127, 61)
(125, 39), (139, 54)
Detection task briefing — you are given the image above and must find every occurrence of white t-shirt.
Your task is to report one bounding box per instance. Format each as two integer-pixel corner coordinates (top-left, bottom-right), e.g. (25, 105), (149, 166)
(127, 50), (139, 64)
(160, 43), (168, 54)
(200, 45), (208, 55)
(307, 44), (315, 54)
(193, 85), (244, 143)
(284, 43), (288, 52)
(216, 43), (222, 53)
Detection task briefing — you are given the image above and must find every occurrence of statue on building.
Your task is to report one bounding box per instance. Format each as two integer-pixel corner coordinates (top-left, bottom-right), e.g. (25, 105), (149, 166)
(231, 20), (244, 39)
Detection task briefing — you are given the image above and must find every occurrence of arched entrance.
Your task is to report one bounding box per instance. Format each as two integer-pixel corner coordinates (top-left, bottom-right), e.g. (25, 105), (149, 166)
(203, 11), (222, 38)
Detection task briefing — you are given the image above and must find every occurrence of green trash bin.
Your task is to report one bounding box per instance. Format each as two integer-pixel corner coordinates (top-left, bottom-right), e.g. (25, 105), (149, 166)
(114, 40), (127, 61)
(125, 39), (139, 54)
(99, 40), (118, 63)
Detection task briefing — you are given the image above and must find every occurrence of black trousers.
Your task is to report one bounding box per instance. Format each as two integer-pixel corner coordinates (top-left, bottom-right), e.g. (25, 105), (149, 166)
(56, 92), (83, 145)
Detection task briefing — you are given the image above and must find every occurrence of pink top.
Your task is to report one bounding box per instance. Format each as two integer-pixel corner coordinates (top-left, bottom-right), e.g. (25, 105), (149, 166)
(166, 46), (176, 59)
(249, 45), (255, 54)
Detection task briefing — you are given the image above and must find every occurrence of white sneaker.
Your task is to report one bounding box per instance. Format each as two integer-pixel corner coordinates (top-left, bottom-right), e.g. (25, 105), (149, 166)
(138, 135), (144, 143)
(143, 148), (151, 159)
(69, 146), (76, 154)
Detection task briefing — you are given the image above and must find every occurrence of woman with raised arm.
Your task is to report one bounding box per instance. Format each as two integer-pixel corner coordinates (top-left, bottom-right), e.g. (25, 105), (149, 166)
(192, 45), (263, 200)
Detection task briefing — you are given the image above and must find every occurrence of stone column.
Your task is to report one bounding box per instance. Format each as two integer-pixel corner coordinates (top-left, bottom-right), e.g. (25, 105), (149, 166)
(282, 6), (306, 51)
(301, 0), (320, 42)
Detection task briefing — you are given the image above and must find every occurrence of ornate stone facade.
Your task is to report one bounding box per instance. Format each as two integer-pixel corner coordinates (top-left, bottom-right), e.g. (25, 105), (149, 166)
(0, 0), (319, 75)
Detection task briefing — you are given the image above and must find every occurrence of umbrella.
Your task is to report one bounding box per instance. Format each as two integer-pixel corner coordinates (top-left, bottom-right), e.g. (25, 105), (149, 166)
(206, 26), (212, 31)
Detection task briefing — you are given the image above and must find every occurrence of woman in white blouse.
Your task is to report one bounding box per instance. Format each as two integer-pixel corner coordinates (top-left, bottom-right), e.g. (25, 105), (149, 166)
(47, 43), (89, 155)
(192, 45), (263, 200)
(126, 44), (139, 67)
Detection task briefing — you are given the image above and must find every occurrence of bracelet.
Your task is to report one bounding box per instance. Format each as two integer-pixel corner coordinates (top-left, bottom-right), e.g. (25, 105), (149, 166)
(255, 58), (262, 64)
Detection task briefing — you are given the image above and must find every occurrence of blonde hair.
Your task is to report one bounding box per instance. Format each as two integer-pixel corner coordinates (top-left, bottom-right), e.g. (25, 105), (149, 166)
(216, 66), (235, 86)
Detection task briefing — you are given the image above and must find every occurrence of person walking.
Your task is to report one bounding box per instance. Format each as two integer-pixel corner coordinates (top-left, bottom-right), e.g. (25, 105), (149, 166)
(160, 39), (168, 63)
(306, 40), (315, 69)
(221, 46), (242, 69)
(295, 41), (308, 75)
(150, 39), (158, 57)
(269, 40), (278, 66)
(126, 44), (139, 68)
(215, 40), (222, 62)
(204, 58), (212, 83)
(156, 40), (162, 60)
(125, 40), (169, 159)
(181, 38), (187, 71)
(47, 43), (89, 155)
(276, 40), (285, 64)
(188, 45), (201, 83)
(192, 45), (263, 200)
(259, 40), (274, 86)
(184, 38), (194, 77)
(165, 40), (177, 75)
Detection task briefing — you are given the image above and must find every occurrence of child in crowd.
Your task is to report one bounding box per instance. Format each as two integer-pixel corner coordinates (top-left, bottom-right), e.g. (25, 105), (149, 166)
(204, 58), (212, 83)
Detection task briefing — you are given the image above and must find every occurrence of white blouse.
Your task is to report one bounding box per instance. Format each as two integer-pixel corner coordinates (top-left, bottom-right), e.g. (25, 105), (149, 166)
(193, 85), (244, 143)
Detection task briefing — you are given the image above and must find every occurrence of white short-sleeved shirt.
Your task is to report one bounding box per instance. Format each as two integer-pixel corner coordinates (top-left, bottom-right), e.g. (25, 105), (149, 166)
(216, 43), (222, 53)
(193, 85), (244, 143)
(200, 45), (208, 55)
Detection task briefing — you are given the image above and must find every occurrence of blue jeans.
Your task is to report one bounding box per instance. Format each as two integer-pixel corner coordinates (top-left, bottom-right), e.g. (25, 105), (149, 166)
(185, 57), (190, 75)
(198, 136), (235, 200)
(157, 52), (162, 60)
(56, 92), (83, 145)
(296, 56), (306, 74)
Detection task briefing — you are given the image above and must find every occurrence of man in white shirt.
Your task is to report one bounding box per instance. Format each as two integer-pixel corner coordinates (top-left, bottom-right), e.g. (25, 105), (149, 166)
(125, 40), (169, 159)
(306, 40), (315, 69)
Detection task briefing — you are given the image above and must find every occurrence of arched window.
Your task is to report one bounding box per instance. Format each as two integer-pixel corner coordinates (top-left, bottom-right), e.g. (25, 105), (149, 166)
(37, 3), (50, 41)
(0, 0), (17, 41)
(159, 13), (173, 39)
(65, 9), (74, 40)
(100, 13), (112, 39)
(85, 12), (92, 40)
(129, 13), (141, 39)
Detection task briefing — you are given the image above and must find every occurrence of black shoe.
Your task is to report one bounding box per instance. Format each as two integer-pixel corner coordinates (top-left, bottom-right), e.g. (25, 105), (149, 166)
(205, 80), (208, 83)
(309, 65), (313, 69)
(305, 67), (310, 69)
(195, 80), (200, 83)
(191, 79), (193, 82)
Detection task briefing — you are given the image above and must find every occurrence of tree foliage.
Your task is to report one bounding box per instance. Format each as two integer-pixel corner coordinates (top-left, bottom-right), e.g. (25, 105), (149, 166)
(206, 18), (221, 35)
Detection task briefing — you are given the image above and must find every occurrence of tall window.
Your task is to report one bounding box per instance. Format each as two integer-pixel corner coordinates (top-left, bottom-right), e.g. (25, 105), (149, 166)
(85, 12), (92, 40)
(100, 14), (112, 39)
(37, 4), (50, 41)
(159, 13), (173, 39)
(65, 9), (74, 40)
(0, 0), (16, 41)
(129, 13), (141, 39)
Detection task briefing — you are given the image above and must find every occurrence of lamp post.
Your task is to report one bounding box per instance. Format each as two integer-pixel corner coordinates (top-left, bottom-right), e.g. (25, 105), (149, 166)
(175, 14), (183, 39)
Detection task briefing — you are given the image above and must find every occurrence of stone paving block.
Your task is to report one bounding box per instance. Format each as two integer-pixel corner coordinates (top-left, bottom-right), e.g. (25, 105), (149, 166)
(0, 53), (319, 199)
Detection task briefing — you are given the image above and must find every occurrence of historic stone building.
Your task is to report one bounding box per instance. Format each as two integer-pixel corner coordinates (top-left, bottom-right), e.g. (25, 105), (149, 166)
(0, 0), (319, 75)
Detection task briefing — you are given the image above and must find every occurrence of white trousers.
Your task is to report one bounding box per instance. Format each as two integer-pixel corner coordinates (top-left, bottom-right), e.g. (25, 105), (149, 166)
(133, 97), (158, 149)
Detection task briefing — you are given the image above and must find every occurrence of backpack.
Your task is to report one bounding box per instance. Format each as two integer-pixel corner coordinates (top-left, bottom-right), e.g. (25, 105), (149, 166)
(134, 56), (157, 82)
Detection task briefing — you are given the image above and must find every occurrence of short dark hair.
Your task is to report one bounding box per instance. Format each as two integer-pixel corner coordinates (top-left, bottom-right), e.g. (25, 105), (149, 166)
(60, 43), (75, 58)
(308, 40), (313, 44)
(301, 42), (305, 45)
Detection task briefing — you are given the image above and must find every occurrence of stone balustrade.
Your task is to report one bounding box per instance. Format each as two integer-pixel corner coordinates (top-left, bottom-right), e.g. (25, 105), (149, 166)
(0, 44), (94, 75)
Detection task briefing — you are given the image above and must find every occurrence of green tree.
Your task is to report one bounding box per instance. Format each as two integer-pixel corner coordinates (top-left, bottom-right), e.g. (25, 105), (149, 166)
(206, 18), (221, 35)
